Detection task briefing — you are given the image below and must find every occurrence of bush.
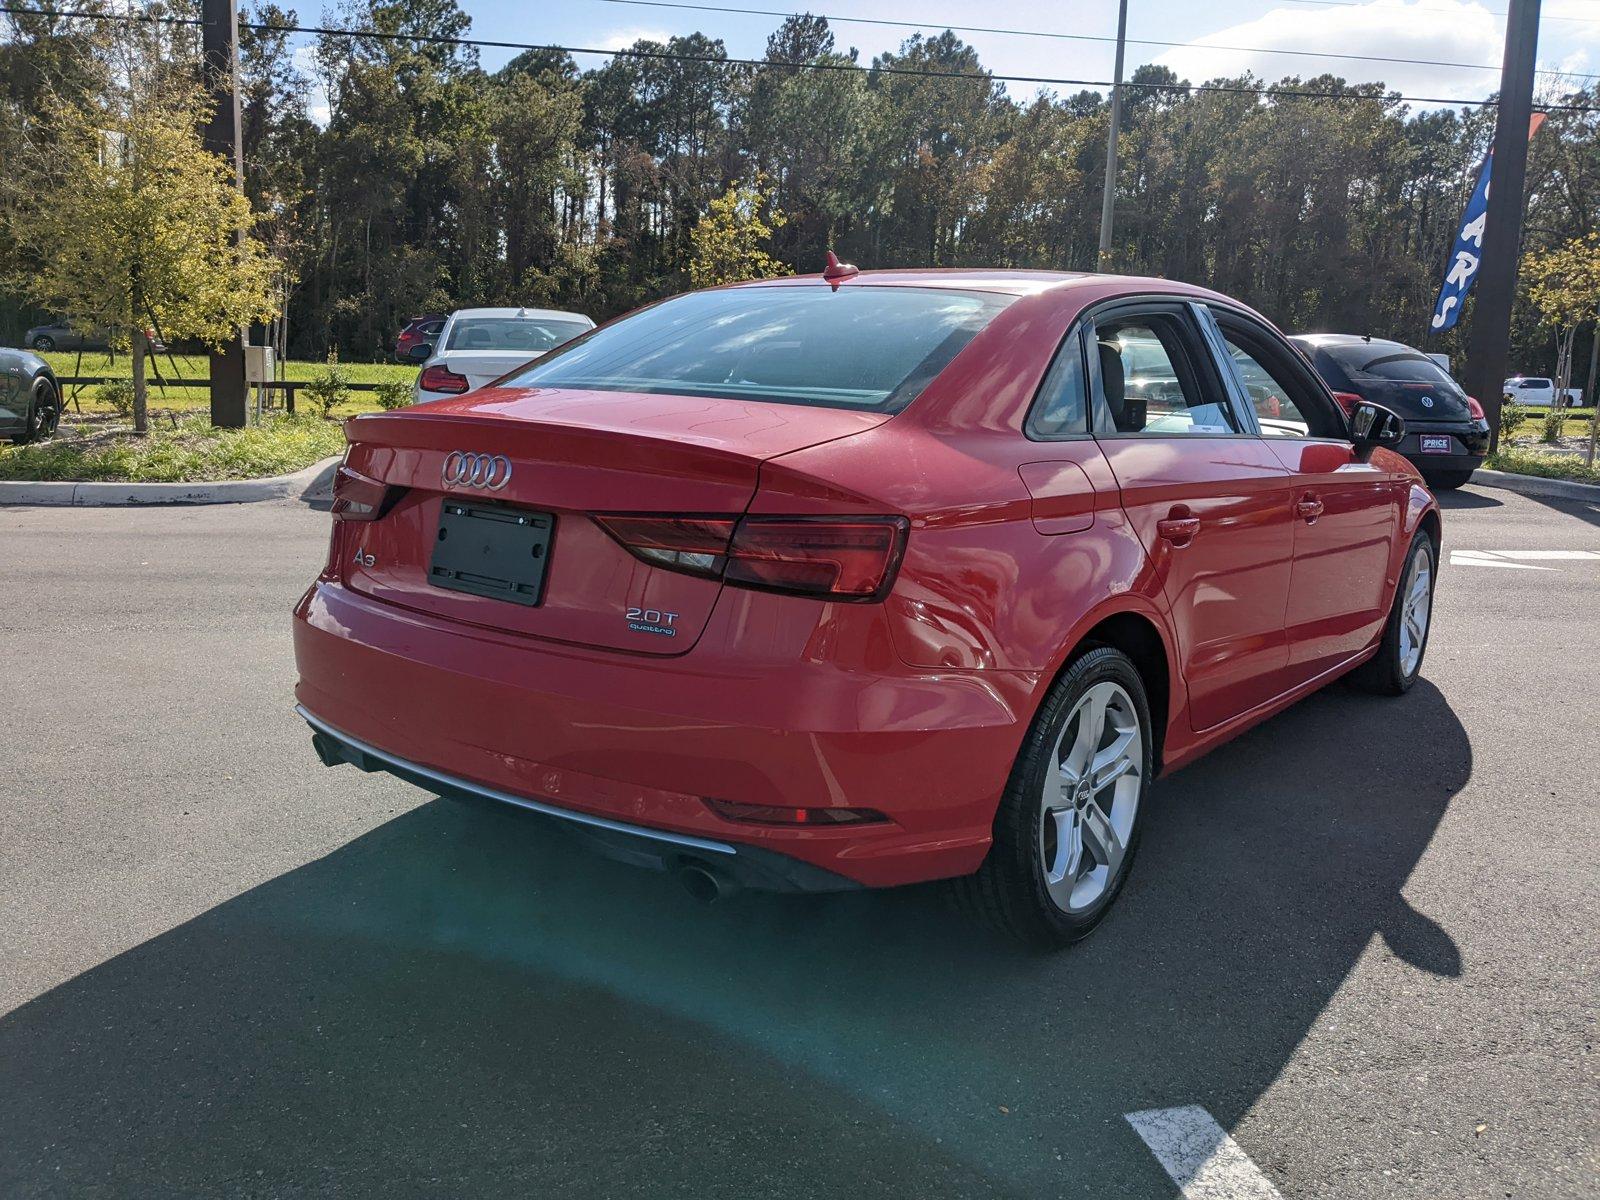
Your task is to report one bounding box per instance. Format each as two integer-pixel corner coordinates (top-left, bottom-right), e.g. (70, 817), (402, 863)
(374, 378), (412, 410)
(97, 379), (135, 420)
(304, 351), (350, 419)
(1542, 409), (1565, 443)
(1499, 400), (1526, 443)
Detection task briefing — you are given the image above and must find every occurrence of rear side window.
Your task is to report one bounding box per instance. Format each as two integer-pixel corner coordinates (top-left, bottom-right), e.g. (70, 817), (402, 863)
(1027, 330), (1088, 437)
(506, 286), (1016, 412)
(446, 317), (590, 352)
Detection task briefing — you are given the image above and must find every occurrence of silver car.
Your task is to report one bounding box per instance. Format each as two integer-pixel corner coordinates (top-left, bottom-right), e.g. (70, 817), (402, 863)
(412, 307), (594, 403)
(24, 321), (104, 352)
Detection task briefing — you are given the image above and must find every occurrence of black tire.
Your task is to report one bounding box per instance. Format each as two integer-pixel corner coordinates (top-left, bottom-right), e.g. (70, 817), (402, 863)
(1351, 528), (1436, 696)
(30, 335), (55, 352)
(13, 379), (60, 445)
(1424, 468), (1475, 490)
(950, 645), (1153, 949)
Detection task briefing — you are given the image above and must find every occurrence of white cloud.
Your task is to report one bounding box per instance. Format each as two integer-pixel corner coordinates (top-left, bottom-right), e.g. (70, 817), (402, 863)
(291, 44), (331, 127)
(1152, 1), (1521, 103)
(597, 27), (673, 52)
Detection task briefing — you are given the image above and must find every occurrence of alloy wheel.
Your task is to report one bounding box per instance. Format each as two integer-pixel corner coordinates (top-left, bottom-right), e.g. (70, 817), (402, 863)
(1398, 546), (1432, 677)
(1039, 680), (1143, 913)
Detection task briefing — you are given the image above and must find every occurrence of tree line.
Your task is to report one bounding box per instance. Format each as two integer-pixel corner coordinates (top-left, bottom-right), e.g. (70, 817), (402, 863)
(3, 0), (1599, 378)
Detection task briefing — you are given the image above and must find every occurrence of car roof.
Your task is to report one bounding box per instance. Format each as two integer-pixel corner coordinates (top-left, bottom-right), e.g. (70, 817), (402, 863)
(724, 268), (1232, 301)
(447, 307), (593, 323)
(1288, 333), (1426, 357)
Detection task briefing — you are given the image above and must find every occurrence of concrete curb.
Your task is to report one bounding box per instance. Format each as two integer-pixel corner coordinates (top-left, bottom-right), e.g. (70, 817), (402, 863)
(1473, 467), (1600, 503)
(0, 455), (340, 507)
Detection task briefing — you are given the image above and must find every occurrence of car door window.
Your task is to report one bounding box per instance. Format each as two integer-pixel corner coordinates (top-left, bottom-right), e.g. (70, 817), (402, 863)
(1091, 313), (1239, 436)
(1227, 343), (1310, 435)
(1213, 315), (1347, 440)
(1026, 328), (1088, 438)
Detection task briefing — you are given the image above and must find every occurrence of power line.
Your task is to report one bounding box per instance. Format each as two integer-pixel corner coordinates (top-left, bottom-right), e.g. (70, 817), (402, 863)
(4, 5), (1599, 111)
(586, 0), (1599, 78)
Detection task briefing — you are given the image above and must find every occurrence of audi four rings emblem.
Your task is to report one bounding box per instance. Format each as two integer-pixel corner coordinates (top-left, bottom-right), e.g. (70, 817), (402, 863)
(442, 450), (512, 490)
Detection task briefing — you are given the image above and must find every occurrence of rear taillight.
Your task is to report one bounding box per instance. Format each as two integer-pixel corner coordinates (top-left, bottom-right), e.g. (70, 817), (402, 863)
(1332, 391), (1363, 416)
(330, 465), (405, 521)
(724, 518), (908, 600)
(1466, 395), (1486, 420)
(590, 515), (734, 579)
(595, 514), (909, 602)
(418, 364), (469, 394)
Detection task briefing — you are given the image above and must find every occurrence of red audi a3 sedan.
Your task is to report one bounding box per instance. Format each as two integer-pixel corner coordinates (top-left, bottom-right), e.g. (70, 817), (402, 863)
(293, 268), (1439, 946)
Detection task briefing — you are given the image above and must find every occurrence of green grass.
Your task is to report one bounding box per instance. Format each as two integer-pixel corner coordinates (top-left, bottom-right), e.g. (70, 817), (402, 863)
(38, 352), (416, 416)
(0, 414), (347, 482)
(1507, 409), (1596, 440)
(1486, 448), (1600, 486)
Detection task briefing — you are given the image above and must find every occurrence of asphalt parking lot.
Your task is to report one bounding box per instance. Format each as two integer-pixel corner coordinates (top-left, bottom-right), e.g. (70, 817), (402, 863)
(1, 483), (1596, 1199)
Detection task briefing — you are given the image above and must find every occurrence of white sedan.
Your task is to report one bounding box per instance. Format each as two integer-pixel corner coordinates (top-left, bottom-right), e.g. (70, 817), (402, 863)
(413, 307), (594, 403)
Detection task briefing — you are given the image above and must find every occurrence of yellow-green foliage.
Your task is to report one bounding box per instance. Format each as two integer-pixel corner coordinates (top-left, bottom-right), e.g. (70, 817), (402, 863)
(7, 77), (277, 428)
(1523, 234), (1600, 331)
(689, 177), (792, 289)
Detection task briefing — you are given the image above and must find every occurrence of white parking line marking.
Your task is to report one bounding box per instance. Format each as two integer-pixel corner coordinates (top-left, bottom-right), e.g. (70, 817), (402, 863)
(1125, 1106), (1284, 1200)
(1449, 550), (1557, 570)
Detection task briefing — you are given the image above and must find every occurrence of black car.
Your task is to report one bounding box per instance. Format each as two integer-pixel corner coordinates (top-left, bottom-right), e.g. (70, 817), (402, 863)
(1291, 334), (1489, 489)
(0, 347), (61, 444)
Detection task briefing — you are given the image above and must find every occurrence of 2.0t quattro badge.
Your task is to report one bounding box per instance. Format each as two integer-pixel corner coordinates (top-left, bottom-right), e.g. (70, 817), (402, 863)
(442, 450), (511, 490)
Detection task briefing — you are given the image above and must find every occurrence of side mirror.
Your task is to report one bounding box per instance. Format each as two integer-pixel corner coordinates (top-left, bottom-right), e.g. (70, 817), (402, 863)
(407, 342), (433, 361)
(1349, 400), (1405, 455)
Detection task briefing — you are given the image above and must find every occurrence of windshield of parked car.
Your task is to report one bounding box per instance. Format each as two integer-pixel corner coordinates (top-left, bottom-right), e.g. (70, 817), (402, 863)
(505, 286), (1017, 411)
(445, 317), (590, 353)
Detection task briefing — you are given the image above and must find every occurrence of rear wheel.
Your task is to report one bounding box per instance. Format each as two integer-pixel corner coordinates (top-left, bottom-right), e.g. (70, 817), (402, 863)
(13, 379), (60, 445)
(1352, 528), (1435, 696)
(1424, 468), (1475, 490)
(952, 646), (1152, 948)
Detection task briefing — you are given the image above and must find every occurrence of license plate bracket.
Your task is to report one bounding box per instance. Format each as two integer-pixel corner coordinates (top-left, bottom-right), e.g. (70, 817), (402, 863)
(1420, 434), (1453, 454)
(429, 499), (554, 607)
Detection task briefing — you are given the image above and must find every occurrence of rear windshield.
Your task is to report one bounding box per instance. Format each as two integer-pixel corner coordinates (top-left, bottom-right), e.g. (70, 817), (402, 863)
(445, 317), (590, 353)
(505, 285), (1017, 411)
(1323, 346), (1467, 399)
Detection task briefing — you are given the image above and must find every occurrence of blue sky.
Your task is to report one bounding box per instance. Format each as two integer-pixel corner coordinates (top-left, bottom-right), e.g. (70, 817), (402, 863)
(293, 0), (1600, 116)
(458, 0), (1600, 101)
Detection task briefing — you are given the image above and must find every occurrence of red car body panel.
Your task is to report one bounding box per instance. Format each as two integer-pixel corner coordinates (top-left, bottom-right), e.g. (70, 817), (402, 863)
(294, 270), (1438, 889)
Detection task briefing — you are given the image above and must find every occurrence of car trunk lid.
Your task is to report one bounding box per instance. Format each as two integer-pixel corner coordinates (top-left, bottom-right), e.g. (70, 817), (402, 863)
(337, 386), (888, 654)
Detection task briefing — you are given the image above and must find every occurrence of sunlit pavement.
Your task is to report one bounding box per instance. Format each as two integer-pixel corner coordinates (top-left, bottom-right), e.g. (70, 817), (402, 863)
(1, 483), (1595, 1199)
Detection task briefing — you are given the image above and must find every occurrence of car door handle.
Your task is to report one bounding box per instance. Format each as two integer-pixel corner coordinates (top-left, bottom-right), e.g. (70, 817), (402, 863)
(1295, 495), (1325, 522)
(1156, 515), (1201, 546)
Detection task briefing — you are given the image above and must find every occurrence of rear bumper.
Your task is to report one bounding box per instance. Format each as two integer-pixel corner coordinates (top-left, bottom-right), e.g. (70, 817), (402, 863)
(300, 706), (859, 893)
(293, 580), (1035, 888)
(1398, 421), (1488, 475)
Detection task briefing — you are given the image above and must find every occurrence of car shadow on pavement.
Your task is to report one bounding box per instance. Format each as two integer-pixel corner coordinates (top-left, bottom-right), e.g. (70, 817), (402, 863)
(0, 682), (1468, 1199)
(1435, 488), (1502, 511)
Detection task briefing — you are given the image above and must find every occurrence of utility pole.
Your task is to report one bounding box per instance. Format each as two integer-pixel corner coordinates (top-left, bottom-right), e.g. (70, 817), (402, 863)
(201, 0), (248, 428)
(1097, 0), (1129, 269)
(1465, 0), (1541, 453)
